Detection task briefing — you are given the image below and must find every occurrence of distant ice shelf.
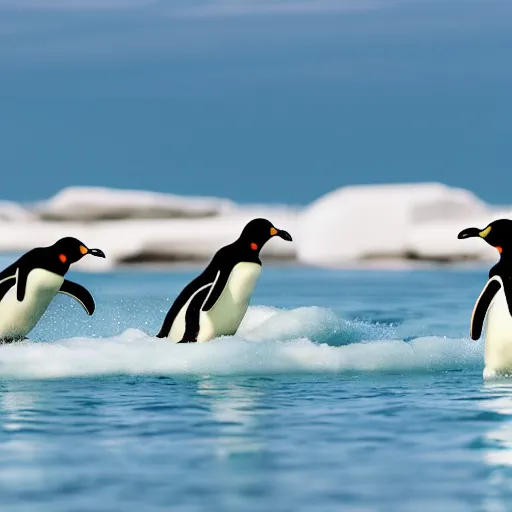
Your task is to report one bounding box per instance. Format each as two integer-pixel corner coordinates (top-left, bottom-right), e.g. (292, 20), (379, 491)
(0, 183), (507, 270)
(296, 182), (504, 266)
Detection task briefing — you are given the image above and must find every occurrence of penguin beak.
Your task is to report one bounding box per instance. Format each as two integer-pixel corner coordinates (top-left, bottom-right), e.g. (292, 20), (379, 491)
(457, 227), (481, 239)
(88, 248), (106, 258)
(457, 227), (489, 240)
(276, 229), (293, 242)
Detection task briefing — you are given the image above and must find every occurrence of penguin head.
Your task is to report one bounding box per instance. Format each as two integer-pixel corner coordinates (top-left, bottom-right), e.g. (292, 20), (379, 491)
(458, 219), (512, 254)
(238, 218), (293, 251)
(50, 237), (106, 265)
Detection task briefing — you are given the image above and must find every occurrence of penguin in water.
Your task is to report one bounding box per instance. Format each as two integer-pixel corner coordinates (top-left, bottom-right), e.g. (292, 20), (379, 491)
(156, 218), (293, 343)
(458, 219), (512, 378)
(0, 237), (105, 343)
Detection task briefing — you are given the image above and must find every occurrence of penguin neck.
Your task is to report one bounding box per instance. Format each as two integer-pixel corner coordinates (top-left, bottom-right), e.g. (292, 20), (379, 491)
(234, 237), (264, 260)
(491, 251), (512, 279)
(24, 248), (71, 277)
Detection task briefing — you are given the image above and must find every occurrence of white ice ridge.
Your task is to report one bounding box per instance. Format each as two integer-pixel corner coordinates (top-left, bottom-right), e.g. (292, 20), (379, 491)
(0, 187), (299, 270)
(297, 182), (510, 266)
(0, 332), (483, 380)
(33, 186), (237, 221)
(0, 201), (35, 222)
(0, 305), (482, 379)
(0, 182), (509, 269)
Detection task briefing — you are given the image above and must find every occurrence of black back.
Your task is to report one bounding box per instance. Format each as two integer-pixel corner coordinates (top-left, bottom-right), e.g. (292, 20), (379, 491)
(156, 241), (261, 340)
(0, 236), (94, 282)
(0, 248), (71, 280)
(488, 256), (512, 316)
(470, 279), (502, 340)
(0, 248), (72, 302)
(0, 237), (100, 303)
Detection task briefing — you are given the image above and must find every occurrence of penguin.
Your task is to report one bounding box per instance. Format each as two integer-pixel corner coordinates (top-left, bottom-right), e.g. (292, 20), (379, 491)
(458, 219), (512, 378)
(156, 218), (293, 343)
(0, 237), (105, 343)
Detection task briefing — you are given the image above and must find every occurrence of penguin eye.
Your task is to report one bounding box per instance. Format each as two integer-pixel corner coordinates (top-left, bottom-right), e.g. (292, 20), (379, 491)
(59, 254), (67, 263)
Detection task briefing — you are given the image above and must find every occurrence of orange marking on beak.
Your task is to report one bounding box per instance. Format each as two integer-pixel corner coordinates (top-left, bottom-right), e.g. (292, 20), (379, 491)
(80, 245), (88, 255)
(270, 227), (278, 236)
(59, 254), (67, 263)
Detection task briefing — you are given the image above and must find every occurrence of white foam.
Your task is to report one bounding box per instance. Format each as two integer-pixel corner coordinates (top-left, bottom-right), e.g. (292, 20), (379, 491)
(238, 305), (394, 344)
(0, 306), (482, 380)
(238, 305), (343, 341)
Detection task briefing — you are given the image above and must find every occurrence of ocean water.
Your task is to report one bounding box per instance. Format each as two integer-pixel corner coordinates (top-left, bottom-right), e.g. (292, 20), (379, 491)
(1, 265), (512, 511)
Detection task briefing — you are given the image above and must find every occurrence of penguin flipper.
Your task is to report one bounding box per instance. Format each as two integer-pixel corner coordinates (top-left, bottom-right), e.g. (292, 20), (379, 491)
(179, 286), (211, 343)
(470, 278), (502, 340)
(16, 263), (30, 302)
(156, 278), (206, 338)
(0, 250), (39, 302)
(58, 279), (96, 315)
(202, 271), (229, 312)
(0, 276), (15, 302)
(0, 262), (18, 283)
(502, 278), (512, 317)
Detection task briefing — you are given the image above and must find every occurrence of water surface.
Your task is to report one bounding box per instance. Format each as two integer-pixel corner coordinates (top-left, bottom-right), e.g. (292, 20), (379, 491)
(0, 266), (510, 512)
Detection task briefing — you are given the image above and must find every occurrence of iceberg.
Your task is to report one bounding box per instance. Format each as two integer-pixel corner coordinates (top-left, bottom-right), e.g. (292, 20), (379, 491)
(0, 183), (508, 270)
(34, 186), (236, 221)
(295, 182), (498, 265)
(0, 201), (34, 222)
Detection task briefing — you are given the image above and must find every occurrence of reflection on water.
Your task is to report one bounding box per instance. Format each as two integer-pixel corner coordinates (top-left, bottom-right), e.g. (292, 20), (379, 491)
(197, 379), (265, 459)
(0, 383), (36, 432)
(0, 383), (46, 490)
(479, 383), (512, 512)
(481, 383), (512, 467)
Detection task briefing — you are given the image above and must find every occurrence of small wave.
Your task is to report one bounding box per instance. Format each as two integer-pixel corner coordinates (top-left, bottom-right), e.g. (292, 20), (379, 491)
(0, 306), (482, 380)
(238, 306), (395, 345)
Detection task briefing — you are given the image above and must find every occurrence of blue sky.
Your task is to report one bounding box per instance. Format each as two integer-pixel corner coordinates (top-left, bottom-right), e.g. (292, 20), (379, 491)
(0, 0), (511, 205)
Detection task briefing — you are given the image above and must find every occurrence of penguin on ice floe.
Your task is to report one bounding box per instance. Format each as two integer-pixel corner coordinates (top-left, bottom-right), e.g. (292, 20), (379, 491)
(459, 219), (512, 378)
(156, 218), (292, 343)
(0, 237), (105, 343)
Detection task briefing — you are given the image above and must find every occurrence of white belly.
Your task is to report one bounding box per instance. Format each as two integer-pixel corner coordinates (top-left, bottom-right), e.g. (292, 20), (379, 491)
(198, 262), (261, 342)
(483, 282), (512, 379)
(0, 269), (64, 340)
(168, 262), (261, 343)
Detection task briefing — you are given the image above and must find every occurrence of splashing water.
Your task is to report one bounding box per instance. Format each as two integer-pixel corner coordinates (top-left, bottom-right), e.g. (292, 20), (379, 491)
(0, 305), (483, 380)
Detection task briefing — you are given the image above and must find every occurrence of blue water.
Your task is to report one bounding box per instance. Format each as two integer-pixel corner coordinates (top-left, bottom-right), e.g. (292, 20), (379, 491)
(1, 266), (512, 511)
